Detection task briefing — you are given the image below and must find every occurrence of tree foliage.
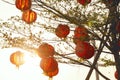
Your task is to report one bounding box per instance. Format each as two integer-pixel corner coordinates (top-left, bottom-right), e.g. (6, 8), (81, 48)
(1, 0), (120, 80)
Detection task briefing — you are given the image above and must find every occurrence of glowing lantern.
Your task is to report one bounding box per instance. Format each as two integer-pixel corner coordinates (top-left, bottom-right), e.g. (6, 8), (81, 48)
(77, 0), (91, 5)
(10, 51), (25, 68)
(55, 24), (70, 38)
(40, 57), (58, 72)
(73, 26), (89, 44)
(37, 43), (55, 58)
(75, 41), (95, 59)
(44, 68), (59, 78)
(22, 9), (37, 24)
(15, 0), (31, 11)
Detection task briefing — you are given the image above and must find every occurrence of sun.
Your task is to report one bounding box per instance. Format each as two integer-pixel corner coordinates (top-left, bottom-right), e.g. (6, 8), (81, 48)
(0, 48), (50, 80)
(8, 48), (41, 69)
(19, 48), (41, 67)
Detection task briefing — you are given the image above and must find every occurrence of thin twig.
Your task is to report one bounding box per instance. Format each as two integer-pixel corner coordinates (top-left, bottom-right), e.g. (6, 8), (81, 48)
(1, 0), (14, 5)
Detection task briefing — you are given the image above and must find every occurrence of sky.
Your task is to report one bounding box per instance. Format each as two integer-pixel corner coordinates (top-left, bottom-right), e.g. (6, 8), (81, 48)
(0, 0), (117, 80)
(0, 0), (21, 20)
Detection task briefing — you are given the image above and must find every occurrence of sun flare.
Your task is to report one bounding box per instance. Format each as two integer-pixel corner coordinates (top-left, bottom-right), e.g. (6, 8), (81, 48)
(20, 49), (41, 66)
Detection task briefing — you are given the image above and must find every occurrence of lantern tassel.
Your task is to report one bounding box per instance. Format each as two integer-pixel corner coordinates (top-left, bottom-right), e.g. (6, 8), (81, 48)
(48, 77), (53, 80)
(16, 65), (20, 70)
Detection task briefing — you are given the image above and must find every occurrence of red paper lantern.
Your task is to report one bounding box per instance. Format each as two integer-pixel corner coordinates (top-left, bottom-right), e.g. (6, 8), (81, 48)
(77, 0), (91, 5)
(75, 41), (94, 59)
(73, 33), (89, 44)
(74, 26), (88, 35)
(114, 71), (118, 79)
(37, 43), (55, 58)
(73, 26), (89, 44)
(55, 24), (70, 38)
(15, 0), (31, 11)
(40, 57), (58, 72)
(10, 51), (25, 68)
(22, 9), (37, 24)
(44, 68), (59, 78)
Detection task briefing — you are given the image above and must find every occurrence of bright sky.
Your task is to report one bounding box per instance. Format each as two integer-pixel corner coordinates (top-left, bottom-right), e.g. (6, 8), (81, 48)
(0, 0), (21, 20)
(0, 0), (117, 80)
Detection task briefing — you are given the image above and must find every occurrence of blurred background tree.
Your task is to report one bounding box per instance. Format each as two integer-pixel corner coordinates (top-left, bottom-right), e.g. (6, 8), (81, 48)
(0, 0), (120, 80)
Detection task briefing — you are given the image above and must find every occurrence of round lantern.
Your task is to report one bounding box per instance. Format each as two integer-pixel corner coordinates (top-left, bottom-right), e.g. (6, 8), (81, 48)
(55, 24), (70, 38)
(74, 26), (88, 35)
(75, 41), (95, 59)
(10, 51), (25, 68)
(37, 43), (55, 58)
(22, 9), (37, 24)
(77, 0), (91, 5)
(40, 57), (58, 72)
(73, 26), (89, 44)
(44, 67), (59, 78)
(114, 71), (118, 79)
(15, 0), (31, 11)
(73, 32), (89, 44)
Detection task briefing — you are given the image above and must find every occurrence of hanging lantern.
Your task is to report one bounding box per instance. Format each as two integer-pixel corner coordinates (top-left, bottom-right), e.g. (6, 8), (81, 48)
(40, 57), (58, 72)
(74, 26), (88, 35)
(44, 68), (59, 78)
(22, 9), (37, 24)
(75, 41), (95, 59)
(77, 0), (91, 5)
(73, 33), (89, 44)
(55, 24), (70, 38)
(10, 51), (25, 68)
(15, 0), (31, 11)
(114, 71), (118, 79)
(73, 26), (89, 44)
(37, 43), (55, 58)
